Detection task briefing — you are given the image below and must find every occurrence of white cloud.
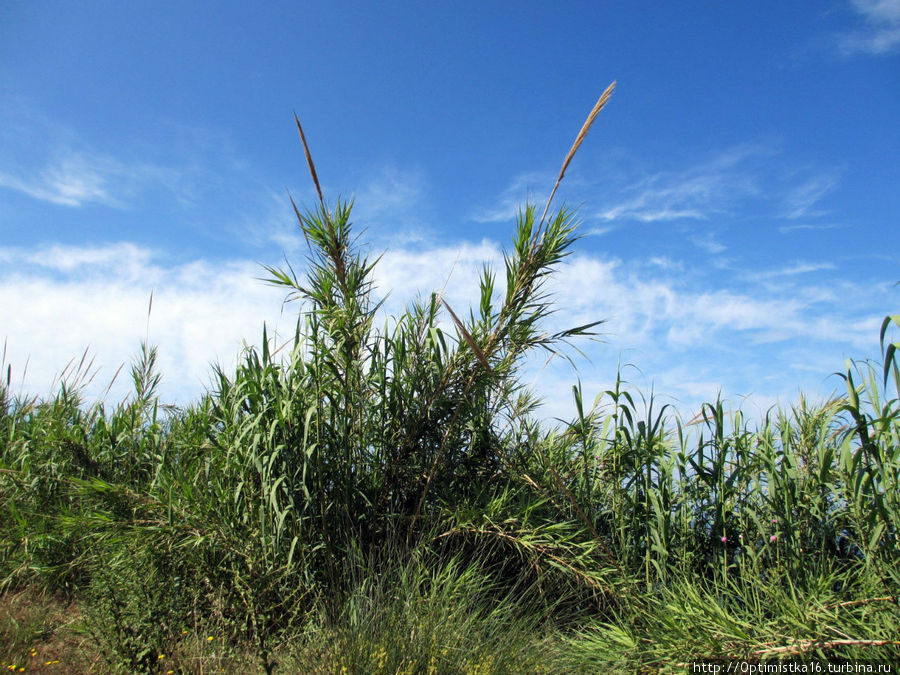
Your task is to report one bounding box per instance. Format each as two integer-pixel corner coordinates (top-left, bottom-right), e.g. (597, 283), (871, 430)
(0, 239), (890, 425)
(840, 0), (900, 54)
(0, 244), (289, 406)
(542, 252), (886, 415)
(24, 242), (155, 276)
(374, 240), (502, 313)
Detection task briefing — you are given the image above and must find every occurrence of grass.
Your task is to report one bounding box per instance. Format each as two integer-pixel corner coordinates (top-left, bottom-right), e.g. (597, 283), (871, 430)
(2, 86), (900, 672)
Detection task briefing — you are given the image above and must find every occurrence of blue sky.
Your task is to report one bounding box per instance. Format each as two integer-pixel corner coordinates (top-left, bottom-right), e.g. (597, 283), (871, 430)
(1, 1), (898, 422)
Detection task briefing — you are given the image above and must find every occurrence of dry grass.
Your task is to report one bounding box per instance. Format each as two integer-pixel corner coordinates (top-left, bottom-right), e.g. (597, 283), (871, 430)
(537, 80), (615, 231)
(0, 590), (96, 674)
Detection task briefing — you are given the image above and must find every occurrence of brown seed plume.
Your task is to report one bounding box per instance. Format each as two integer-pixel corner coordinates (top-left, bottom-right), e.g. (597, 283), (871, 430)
(537, 81), (616, 232)
(294, 112), (324, 207)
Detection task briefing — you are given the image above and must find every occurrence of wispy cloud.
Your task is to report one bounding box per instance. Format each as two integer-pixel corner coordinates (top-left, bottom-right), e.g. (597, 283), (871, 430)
(228, 188), (306, 253)
(345, 164), (440, 249)
(690, 232), (727, 255)
(354, 165), (428, 223)
(585, 225), (615, 237)
(783, 173), (840, 219)
(595, 145), (769, 223)
(747, 261), (837, 281)
(576, 143), (845, 235)
(646, 256), (683, 272)
(472, 143), (841, 249)
(0, 135), (186, 209)
(470, 172), (551, 223)
(1, 158), (99, 206)
(839, 0), (900, 54)
(0, 101), (255, 221)
(0, 152), (134, 207)
(778, 222), (843, 233)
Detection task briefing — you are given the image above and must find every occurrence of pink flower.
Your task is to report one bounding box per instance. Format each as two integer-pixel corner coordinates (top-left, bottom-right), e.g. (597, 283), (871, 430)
(769, 535), (777, 543)
(720, 535), (728, 543)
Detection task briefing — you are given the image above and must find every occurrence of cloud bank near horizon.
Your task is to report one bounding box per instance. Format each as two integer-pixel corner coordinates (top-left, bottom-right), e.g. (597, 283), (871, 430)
(2, 238), (892, 423)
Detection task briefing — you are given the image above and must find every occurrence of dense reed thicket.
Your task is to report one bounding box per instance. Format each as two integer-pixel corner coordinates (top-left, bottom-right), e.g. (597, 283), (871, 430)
(2, 89), (899, 672)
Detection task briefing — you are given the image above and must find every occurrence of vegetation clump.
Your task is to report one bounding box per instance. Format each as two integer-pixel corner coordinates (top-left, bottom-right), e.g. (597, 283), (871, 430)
(2, 85), (899, 672)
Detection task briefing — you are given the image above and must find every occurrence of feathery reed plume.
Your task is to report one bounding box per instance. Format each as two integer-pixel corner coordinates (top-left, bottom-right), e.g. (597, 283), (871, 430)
(294, 111), (325, 207)
(537, 81), (615, 234)
(291, 114), (349, 287)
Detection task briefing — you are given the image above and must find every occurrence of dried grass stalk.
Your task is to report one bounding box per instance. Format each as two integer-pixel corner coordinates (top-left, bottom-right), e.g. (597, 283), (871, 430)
(538, 81), (616, 232)
(294, 112), (324, 206)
